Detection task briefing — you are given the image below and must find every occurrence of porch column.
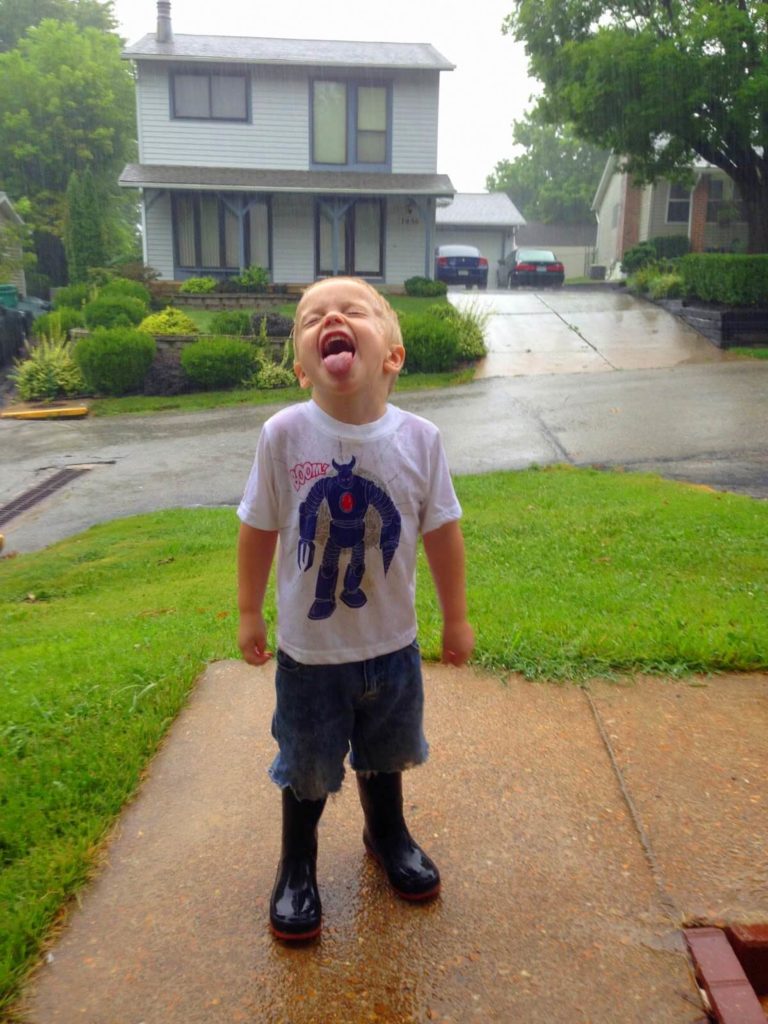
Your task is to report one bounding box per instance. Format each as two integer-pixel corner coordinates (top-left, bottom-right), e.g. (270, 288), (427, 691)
(318, 198), (355, 275)
(407, 196), (434, 278)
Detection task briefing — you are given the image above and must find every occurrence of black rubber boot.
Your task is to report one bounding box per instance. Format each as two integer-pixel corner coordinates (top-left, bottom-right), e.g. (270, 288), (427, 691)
(269, 788), (326, 941)
(356, 771), (440, 901)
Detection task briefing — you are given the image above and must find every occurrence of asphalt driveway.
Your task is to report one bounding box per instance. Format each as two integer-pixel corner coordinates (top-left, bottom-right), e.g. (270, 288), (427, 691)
(450, 285), (730, 378)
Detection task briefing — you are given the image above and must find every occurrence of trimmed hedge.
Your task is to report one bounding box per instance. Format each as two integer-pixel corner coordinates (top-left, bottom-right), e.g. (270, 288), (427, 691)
(399, 312), (461, 372)
(139, 307), (198, 335)
(84, 295), (148, 329)
(32, 308), (85, 339)
(100, 278), (152, 307)
(180, 337), (258, 389)
(404, 276), (448, 297)
(680, 254), (768, 307)
(74, 328), (156, 396)
(209, 310), (253, 336)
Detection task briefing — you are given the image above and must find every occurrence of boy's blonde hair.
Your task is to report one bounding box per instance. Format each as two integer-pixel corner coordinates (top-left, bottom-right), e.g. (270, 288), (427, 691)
(293, 277), (403, 352)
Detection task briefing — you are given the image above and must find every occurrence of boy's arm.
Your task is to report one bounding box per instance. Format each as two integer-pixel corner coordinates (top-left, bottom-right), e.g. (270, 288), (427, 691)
(421, 519), (474, 667)
(237, 522), (279, 666)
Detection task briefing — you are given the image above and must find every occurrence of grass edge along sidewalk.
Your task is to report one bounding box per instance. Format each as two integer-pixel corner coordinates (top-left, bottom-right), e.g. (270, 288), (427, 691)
(1, 465), (767, 1013)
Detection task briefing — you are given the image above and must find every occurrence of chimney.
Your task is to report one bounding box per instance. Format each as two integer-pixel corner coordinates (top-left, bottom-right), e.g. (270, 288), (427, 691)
(156, 1), (172, 43)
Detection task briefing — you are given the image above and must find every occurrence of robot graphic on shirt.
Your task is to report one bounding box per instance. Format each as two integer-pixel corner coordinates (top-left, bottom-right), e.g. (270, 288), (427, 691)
(297, 457), (401, 620)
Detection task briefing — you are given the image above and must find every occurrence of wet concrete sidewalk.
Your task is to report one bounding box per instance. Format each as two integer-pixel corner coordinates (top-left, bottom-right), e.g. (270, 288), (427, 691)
(19, 663), (768, 1024)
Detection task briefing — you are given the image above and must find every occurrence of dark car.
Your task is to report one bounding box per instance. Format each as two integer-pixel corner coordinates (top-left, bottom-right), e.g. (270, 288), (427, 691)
(497, 248), (565, 288)
(435, 244), (488, 289)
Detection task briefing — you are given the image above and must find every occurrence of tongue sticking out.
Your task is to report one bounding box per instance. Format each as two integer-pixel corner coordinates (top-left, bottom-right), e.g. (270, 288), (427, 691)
(323, 350), (355, 376)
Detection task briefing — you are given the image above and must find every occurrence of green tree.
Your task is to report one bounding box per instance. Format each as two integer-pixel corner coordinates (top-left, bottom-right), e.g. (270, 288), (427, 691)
(65, 168), (106, 283)
(0, 0), (115, 52)
(486, 115), (608, 223)
(0, 18), (136, 283)
(503, 0), (768, 252)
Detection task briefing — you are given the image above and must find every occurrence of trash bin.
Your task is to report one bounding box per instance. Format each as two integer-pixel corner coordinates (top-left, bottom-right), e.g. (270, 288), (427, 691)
(0, 284), (20, 309)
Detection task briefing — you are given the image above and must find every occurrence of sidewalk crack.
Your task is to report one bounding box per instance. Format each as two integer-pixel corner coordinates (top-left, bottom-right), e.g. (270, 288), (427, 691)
(581, 683), (681, 924)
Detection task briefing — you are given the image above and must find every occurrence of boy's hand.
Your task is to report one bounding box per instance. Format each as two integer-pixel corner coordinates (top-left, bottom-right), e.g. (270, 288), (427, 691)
(238, 611), (272, 666)
(442, 619), (474, 667)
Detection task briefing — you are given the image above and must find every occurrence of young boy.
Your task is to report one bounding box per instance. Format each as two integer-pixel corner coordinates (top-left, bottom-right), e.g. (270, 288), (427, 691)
(237, 277), (473, 941)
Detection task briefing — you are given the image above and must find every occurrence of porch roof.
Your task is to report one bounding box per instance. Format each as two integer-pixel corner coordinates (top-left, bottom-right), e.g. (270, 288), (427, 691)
(119, 164), (455, 197)
(122, 34), (454, 71)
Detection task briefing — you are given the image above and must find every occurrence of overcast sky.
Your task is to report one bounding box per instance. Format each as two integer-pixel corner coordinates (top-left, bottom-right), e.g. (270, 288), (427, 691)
(111, 0), (538, 193)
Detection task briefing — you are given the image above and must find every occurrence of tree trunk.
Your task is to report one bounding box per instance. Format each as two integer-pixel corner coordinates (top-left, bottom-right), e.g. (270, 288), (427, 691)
(33, 231), (68, 287)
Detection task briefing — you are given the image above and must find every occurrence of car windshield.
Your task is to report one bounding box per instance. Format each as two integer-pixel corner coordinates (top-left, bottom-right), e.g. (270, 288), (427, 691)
(517, 249), (557, 262)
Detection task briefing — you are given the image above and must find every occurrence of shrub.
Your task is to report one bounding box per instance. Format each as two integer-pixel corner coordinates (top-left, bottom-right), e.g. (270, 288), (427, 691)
(648, 273), (684, 300)
(84, 295), (147, 329)
(426, 302), (488, 362)
(250, 312), (293, 337)
(398, 312), (461, 372)
(649, 235), (690, 260)
(679, 254), (768, 306)
(626, 265), (656, 294)
(244, 359), (297, 389)
(404, 276), (448, 297)
(210, 310), (253, 336)
(74, 328), (156, 396)
(139, 307), (199, 336)
(100, 278), (152, 307)
(180, 337), (258, 390)
(179, 276), (217, 294)
(621, 242), (657, 275)
(230, 264), (270, 290)
(10, 337), (86, 401)
(143, 349), (190, 396)
(53, 283), (91, 311)
(32, 308), (84, 340)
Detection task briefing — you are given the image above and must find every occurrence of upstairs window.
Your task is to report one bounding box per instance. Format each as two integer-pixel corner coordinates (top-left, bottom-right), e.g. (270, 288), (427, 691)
(666, 183), (690, 223)
(311, 80), (389, 169)
(172, 72), (248, 121)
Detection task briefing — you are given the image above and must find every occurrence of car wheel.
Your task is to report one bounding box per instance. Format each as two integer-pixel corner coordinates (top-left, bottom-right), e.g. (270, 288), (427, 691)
(479, 281), (487, 290)
(464, 283), (473, 290)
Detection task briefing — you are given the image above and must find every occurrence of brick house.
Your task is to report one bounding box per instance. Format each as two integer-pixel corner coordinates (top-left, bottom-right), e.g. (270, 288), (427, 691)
(591, 155), (750, 279)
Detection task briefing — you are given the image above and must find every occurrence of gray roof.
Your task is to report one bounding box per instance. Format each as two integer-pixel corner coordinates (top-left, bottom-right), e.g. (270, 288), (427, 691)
(123, 34), (454, 71)
(436, 192), (525, 227)
(119, 164), (455, 197)
(516, 221), (597, 247)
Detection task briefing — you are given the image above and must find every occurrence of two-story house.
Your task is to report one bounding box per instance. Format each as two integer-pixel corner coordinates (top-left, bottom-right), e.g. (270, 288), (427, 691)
(119, 2), (455, 288)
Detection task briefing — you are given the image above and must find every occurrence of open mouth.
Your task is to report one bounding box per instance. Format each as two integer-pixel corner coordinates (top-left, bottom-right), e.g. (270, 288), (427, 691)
(321, 334), (355, 359)
(320, 333), (356, 376)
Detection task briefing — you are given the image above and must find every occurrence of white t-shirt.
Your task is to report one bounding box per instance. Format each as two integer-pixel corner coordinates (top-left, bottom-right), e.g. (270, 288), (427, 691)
(237, 400), (461, 664)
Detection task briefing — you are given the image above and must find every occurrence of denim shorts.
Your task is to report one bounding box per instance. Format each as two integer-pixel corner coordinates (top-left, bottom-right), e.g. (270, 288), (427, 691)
(268, 640), (428, 801)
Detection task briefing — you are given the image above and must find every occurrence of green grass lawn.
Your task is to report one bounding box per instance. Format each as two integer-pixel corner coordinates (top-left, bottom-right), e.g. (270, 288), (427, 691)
(729, 346), (768, 359)
(1, 465), (767, 1009)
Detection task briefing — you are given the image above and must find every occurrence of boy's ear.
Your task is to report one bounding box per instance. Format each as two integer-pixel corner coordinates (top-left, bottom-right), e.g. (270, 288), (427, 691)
(384, 344), (405, 375)
(293, 360), (312, 390)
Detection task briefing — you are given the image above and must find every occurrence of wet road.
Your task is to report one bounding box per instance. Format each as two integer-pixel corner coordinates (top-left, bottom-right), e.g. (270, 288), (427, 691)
(2, 288), (767, 554)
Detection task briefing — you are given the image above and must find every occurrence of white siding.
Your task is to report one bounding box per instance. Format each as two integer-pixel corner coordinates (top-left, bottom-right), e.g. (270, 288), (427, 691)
(594, 172), (624, 268)
(144, 190), (175, 279)
(272, 194), (315, 283)
(136, 64), (308, 169)
(391, 72), (439, 173)
(385, 198), (433, 283)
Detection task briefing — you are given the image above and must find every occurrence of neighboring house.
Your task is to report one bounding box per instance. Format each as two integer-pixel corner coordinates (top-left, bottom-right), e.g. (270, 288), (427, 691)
(0, 192), (27, 295)
(119, 1), (455, 287)
(434, 192), (525, 265)
(592, 154), (750, 278)
(515, 220), (596, 281)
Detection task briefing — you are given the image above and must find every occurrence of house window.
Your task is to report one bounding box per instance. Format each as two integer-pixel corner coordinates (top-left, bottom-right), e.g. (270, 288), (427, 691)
(311, 81), (389, 168)
(667, 184), (690, 223)
(316, 199), (384, 276)
(172, 193), (269, 271)
(172, 72), (248, 121)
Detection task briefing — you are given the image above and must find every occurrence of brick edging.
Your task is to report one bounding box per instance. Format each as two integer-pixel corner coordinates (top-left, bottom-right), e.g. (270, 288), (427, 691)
(684, 927), (765, 1024)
